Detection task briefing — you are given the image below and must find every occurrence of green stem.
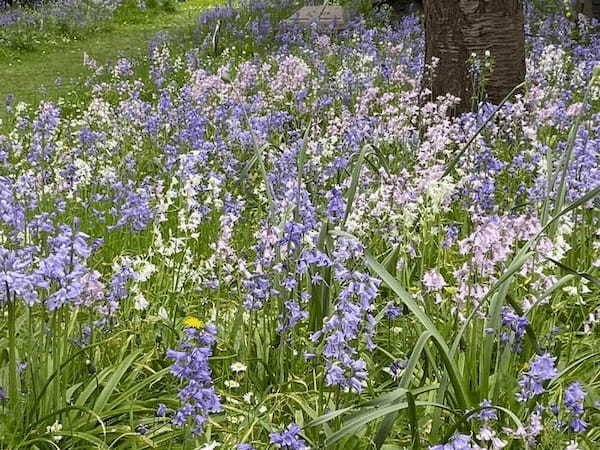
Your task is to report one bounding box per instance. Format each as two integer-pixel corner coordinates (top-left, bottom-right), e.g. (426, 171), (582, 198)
(8, 291), (18, 412)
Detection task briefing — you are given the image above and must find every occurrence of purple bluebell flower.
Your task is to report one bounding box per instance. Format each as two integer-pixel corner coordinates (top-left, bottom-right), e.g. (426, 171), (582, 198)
(0, 246), (44, 306)
(443, 224), (460, 248)
(501, 306), (529, 351)
(304, 352), (316, 361)
(108, 182), (155, 232)
(564, 382), (587, 432)
(114, 58), (134, 77)
(277, 300), (308, 334)
(311, 237), (381, 392)
(97, 261), (136, 318)
(269, 423), (308, 449)
(468, 399), (497, 422)
(389, 359), (407, 378)
(422, 269), (446, 291)
(564, 382), (586, 416)
(569, 417), (587, 433)
(517, 353), (557, 402)
(429, 433), (474, 449)
(165, 324), (221, 435)
(17, 362), (27, 374)
(385, 303), (403, 319)
(326, 187), (346, 223)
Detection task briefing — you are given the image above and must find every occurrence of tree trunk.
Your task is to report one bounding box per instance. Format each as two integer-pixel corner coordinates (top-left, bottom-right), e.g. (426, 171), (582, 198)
(577, 0), (600, 17)
(576, 0), (593, 16)
(592, 0), (600, 17)
(424, 0), (526, 114)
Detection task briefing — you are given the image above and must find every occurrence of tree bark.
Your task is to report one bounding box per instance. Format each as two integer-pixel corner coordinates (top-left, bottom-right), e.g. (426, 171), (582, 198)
(592, 0), (600, 17)
(424, 0), (526, 114)
(576, 0), (593, 16)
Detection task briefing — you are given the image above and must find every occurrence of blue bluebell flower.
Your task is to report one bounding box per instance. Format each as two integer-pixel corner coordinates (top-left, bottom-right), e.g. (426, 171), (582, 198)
(269, 423), (308, 449)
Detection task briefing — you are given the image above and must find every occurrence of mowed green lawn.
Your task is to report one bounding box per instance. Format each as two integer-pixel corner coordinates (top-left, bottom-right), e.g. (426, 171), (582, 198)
(0, 0), (215, 118)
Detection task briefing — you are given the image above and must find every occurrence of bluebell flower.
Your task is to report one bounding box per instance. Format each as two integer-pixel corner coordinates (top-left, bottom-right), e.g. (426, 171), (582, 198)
(303, 352), (316, 361)
(385, 303), (403, 319)
(517, 353), (557, 402)
(429, 433), (474, 449)
(501, 306), (529, 351)
(165, 324), (221, 435)
(564, 382), (586, 416)
(326, 187), (345, 223)
(269, 423), (308, 449)
(389, 359), (407, 378)
(565, 382), (587, 432)
(569, 417), (587, 433)
(156, 403), (167, 417)
(312, 237), (380, 392)
(468, 399), (497, 422)
(277, 300), (308, 334)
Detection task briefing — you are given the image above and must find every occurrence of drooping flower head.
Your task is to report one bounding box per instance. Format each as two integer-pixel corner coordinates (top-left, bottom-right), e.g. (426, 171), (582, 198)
(517, 353), (557, 402)
(564, 382), (587, 433)
(165, 324), (221, 435)
(269, 423), (308, 449)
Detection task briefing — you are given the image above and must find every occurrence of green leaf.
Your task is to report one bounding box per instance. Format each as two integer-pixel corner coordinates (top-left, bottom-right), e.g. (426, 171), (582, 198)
(75, 369), (111, 409)
(407, 391), (420, 449)
(363, 384), (437, 408)
(548, 352), (600, 388)
(373, 411), (399, 449)
(94, 350), (142, 412)
(111, 366), (170, 409)
(32, 331), (128, 416)
(55, 431), (108, 448)
(305, 406), (354, 428)
(342, 144), (372, 227)
(361, 249), (470, 409)
(542, 257), (600, 287)
(479, 282), (510, 398)
(326, 401), (450, 446)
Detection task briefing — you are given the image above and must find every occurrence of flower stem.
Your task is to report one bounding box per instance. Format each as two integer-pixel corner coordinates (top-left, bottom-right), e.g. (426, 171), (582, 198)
(8, 291), (18, 412)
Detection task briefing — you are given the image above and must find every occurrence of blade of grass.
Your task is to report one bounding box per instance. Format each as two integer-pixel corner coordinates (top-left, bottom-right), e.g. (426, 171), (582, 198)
(548, 352), (600, 388)
(94, 350), (142, 412)
(374, 330), (432, 449)
(326, 401), (452, 446)
(407, 391), (420, 449)
(31, 331), (127, 415)
(360, 248), (471, 409)
(479, 282), (510, 400)
(342, 144), (372, 228)
(542, 256), (600, 287)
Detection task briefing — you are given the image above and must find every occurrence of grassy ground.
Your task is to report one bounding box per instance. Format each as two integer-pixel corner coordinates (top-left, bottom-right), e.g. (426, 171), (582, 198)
(0, 0), (215, 116)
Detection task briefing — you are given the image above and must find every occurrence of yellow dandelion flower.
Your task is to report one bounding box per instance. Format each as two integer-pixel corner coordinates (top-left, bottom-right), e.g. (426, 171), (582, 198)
(183, 316), (204, 329)
(444, 286), (457, 295)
